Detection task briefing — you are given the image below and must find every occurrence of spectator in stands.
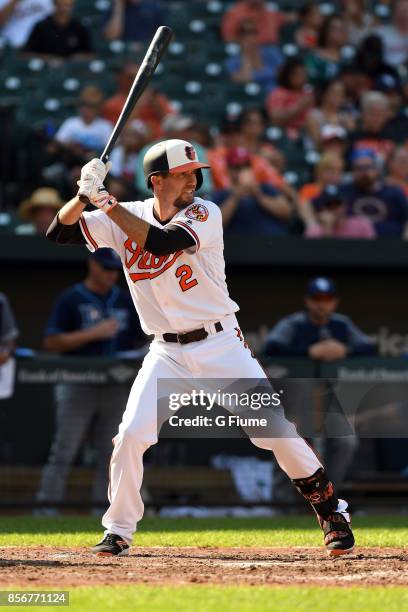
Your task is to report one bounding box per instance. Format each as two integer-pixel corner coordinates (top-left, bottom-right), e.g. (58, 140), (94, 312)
(348, 91), (395, 163)
(0, 0), (52, 48)
(341, 0), (376, 45)
(374, 74), (408, 145)
(101, 63), (175, 140)
(36, 248), (145, 513)
(108, 119), (149, 199)
(293, 3), (323, 50)
(339, 64), (371, 111)
(374, 0), (408, 68)
(266, 58), (315, 139)
(305, 79), (355, 150)
(0, 292), (18, 400)
(386, 146), (408, 197)
(221, 0), (295, 46)
(15, 187), (63, 235)
(135, 115), (213, 198)
(353, 34), (400, 87)
(46, 86), (112, 197)
(208, 114), (288, 193)
(263, 276), (375, 489)
(340, 149), (408, 238)
(305, 184), (375, 238)
(212, 146), (292, 236)
(103, 0), (167, 45)
(238, 108), (281, 167)
(225, 20), (283, 93)
(107, 119), (150, 201)
(24, 0), (93, 60)
(305, 15), (348, 86)
(319, 125), (348, 157)
(297, 152), (345, 229)
(54, 85), (113, 162)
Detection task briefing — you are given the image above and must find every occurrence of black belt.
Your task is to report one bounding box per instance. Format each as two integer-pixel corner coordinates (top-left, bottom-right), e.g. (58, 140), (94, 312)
(162, 321), (223, 344)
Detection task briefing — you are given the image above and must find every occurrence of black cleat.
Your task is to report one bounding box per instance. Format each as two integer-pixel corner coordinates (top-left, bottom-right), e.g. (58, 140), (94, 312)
(318, 501), (355, 557)
(90, 533), (130, 557)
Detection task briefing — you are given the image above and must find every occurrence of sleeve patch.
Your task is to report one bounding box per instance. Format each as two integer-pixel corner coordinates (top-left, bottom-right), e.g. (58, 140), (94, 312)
(185, 203), (209, 222)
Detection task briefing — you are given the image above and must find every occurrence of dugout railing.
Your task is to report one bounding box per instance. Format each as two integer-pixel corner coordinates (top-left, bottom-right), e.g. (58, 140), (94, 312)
(1, 354), (407, 511)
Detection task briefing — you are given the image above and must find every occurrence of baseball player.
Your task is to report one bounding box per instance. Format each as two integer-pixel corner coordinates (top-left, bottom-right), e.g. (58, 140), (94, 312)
(46, 139), (355, 557)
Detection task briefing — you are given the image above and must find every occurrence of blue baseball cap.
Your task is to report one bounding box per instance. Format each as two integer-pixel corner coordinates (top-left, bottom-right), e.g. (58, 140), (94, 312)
(90, 248), (122, 270)
(351, 148), (378, 165)
(306, 277), (337, 297)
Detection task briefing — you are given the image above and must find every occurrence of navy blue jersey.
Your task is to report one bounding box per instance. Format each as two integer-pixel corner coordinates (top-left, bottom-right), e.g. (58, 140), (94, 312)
(212, 184), (288, 236)
(44, 283), (144, 356)
(339, 183), (408, 237)
(263, 311), (376, 357)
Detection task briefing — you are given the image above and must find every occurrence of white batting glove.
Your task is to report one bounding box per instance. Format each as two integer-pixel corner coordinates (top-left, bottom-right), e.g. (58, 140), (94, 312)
(80, 158), (111, 182)
(77, 158), (112, 201)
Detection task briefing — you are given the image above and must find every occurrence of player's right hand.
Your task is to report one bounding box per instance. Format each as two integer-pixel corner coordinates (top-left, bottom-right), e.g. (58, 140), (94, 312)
(89, 318), (119, 340)
(77, 159), (111, 201)
(80, 158), (111, 182)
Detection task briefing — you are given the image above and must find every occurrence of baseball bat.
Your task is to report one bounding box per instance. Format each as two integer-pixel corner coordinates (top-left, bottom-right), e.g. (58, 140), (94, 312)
(100, 25), (173, 163)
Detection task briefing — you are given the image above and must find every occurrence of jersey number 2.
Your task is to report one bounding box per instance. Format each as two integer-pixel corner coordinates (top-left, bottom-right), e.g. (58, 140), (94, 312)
(175, 265), (198, 292)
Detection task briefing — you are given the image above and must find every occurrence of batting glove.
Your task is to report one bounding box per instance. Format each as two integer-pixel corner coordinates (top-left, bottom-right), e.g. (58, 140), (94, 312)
(80, 158), (111, 182)
(77, 158), (112, 201)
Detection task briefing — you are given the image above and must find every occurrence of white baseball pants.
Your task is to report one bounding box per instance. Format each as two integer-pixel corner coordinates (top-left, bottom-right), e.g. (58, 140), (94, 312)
(102, 315), (322, 543)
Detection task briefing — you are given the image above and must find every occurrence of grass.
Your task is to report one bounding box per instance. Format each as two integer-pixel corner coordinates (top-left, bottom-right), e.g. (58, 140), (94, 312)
(3, 586), (408, 612)
(0, 515), (406, 547)
(1, 516), (406, 611)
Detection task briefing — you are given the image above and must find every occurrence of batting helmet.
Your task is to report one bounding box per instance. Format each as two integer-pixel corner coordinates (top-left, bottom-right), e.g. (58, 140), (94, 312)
(143, 139), (210, 190)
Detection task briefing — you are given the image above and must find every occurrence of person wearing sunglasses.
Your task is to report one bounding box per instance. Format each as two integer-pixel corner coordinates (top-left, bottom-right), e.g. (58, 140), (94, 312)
(305, 184), (375, 238)
(339, 148), (408, 238)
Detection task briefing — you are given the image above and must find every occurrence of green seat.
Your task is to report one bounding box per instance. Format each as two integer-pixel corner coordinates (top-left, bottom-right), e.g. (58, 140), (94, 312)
(16, 95), (73, 131)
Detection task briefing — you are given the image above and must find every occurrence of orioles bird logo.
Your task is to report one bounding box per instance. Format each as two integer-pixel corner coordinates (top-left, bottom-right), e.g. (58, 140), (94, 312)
(185, 145), (196, 160)
(185, 204), (209, 222)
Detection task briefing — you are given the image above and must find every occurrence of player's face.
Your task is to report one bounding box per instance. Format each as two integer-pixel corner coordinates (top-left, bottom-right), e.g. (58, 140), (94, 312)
(163, 170), (198, 208)
(89, 260), (120, 292)
(305, 296), (338, 323)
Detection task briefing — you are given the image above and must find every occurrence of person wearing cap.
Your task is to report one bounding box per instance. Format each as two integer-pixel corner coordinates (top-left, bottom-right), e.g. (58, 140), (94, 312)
(134, 115), (213, 198)
(46, 140), (357, 556)
(16, 187), (64, 235)
(36, 248), (145, 513)
(54, 85), (113, 161)
(348, 91), (396, 163)
(263, 277), (376, 360)
(263, 277), (375, 490)
(305, 184), (375, 239)
(339, 148), (408, 238)
(212, 146), (292, 235)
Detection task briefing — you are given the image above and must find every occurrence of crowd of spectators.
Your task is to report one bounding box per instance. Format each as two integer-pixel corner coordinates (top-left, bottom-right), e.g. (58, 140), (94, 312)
(0, 0), (407, 240)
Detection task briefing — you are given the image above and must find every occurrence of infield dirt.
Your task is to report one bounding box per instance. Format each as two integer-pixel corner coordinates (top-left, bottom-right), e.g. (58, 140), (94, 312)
(1, 547), (407, 587)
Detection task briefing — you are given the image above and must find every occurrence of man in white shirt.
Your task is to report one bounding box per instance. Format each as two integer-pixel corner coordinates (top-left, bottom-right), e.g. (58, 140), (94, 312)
(0, 0), (52, 47)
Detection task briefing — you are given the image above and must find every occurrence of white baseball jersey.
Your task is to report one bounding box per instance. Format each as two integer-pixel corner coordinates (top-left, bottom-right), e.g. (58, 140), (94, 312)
(79, 197), (239, 335)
